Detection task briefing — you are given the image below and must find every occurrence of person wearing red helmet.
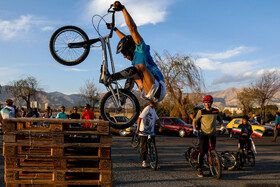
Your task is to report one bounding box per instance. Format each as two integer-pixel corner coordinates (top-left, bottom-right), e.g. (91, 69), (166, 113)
(192, 95), (224, 178)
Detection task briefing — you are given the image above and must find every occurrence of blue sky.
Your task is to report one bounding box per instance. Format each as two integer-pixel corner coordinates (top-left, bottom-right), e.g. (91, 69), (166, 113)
(0, 0), (279, 94)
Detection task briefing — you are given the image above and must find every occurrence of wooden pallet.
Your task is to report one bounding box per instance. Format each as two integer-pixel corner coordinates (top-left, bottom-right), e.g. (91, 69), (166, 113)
(3, 118), (110, 135)
(3, 118), (113, 187)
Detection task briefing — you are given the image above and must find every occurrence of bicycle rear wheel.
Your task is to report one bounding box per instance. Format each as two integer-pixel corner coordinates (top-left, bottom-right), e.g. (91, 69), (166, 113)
(209, 150), (222, 180)
(131, 133), (140, 148)
(148, 139), (158, 171)
(247, 151), (255, 167)
(220, 151), (237, 171)
(100, 89), (140, 129)
(49, 26), (90, 66)
(188, 146), (198, 170)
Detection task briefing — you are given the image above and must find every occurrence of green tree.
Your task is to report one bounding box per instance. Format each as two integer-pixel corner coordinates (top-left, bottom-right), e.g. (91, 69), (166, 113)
(154, 51), (204, 122)
(237, 88), (254, 115)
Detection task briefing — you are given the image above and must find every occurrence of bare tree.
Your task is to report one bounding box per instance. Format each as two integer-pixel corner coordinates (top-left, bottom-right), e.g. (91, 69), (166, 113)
(154, 51), (204, 122)
(7, 76), (42, 108)
(249, 71), (280, 121)
(80, 79), (99, 109)
(236, 88), (254, 115)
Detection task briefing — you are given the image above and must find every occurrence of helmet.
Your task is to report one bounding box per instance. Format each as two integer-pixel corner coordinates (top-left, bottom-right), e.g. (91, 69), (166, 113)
(203, 95), (213, 103)
(116, 35), (135, 54)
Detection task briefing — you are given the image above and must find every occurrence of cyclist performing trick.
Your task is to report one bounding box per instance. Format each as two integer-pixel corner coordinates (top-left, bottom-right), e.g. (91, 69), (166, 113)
(108, 1), (166, 103)
(192, 95), (224, 178)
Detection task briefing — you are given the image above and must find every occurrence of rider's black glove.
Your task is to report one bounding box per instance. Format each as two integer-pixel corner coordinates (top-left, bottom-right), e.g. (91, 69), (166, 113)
(113, 1), (124, 11)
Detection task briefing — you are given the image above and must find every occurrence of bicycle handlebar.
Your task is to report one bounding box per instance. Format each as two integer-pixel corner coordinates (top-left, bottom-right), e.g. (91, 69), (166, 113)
(108, 4), (116, 38)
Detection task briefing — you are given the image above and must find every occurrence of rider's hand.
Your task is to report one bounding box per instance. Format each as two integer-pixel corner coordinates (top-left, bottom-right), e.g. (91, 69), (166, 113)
(113, 1), (124, 11)
(242, 133), (248, 136)
(193, 129), (198, 135)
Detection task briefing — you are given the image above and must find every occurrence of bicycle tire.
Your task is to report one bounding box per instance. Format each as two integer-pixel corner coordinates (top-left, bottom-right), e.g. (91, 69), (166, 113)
(220, 151), (237, 171)
(247, 151), (255, 167)
(188, 146), (198, 170)
(236, 151), (244, 169)
(131, 133), (140, 148)
(100, 89), (140, 129)
(148, 139), (158, 171)
(49, 26), (90, 66)
(209, 150), (222, 180)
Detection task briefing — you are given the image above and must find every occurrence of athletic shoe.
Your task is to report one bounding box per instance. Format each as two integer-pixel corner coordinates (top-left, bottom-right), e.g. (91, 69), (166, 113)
(197, 168), (203, 178)
(142, 161), (148, 168)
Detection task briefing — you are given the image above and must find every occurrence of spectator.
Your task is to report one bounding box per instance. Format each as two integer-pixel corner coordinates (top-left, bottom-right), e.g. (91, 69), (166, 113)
(272, 112), (280, 142)
(42, 106), (52, 118)
(26, 108), (35, 117)
(136, 101), (160, 168)
(33, 108), (41, 118)
(0, 99), (16, 123)
(82, 104), (94, 128)
(70, 106), (81, 127)
(21, 108), (26, 117)
(56, 106), (68, 119)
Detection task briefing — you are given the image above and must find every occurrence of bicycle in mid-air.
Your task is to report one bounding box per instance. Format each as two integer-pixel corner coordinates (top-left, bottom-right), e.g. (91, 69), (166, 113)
(49, 4), (140, 129)
(186, 132), (222, 179)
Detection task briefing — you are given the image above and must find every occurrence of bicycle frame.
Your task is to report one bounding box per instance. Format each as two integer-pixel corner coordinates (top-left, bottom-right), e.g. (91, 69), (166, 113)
(68, 8), (123, 110)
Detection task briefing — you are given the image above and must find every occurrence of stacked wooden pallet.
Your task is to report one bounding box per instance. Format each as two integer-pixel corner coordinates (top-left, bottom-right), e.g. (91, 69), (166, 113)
(3, 118), (112, 187)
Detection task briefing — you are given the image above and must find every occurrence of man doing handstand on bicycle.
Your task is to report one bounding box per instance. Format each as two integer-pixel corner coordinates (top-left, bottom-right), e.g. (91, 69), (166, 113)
(107, 1), (166, 103)
(192, 95), (223, 178)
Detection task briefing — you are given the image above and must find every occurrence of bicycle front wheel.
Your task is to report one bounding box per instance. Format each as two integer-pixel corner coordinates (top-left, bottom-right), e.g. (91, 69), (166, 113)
(236, 151), (245, 169)
(49, 26), (90, 66)
(148, 140), (158, 171)
(209, 150), (222, 180)
(188, 146), (198, 170)
(220, 151), (237, 171)
(247, 151), (255, 167)
(131, 133), (140, 148)
(100, 89), (140, 129)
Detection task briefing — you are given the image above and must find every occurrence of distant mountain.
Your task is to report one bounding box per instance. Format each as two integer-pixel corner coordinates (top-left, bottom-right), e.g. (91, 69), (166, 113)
(1, 86), (280, 109)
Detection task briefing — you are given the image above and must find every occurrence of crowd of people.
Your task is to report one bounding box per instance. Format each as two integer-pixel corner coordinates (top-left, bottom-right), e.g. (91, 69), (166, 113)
(0, 99), (96, 129)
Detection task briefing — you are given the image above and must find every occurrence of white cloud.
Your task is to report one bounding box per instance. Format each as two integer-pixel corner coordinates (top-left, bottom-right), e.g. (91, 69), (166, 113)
(86, 0), (171, 27)
(41, 26), (54, 31)
(0, 15), (47, 40)
(196, 46), (256, 60)
(213, 68), (280, 85)
(63, 68), (89, 72)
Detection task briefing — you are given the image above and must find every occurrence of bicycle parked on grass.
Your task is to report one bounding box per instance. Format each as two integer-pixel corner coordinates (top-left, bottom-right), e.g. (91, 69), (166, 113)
(49, 4), (140, 129)
(186, 132), (222, 179)
(236, 136), (256, 169)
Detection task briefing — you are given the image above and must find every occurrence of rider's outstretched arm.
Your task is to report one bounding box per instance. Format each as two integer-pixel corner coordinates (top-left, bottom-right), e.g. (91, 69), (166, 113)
(121, 7), (142, 45)
(114, 28), (126, 39)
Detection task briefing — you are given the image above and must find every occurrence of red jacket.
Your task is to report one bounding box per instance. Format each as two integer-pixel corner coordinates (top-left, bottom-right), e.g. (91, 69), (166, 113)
(82, 110), (94, 128)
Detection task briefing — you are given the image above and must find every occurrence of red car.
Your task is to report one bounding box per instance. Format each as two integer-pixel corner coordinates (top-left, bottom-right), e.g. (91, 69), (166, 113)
(158, 117), (193, 137)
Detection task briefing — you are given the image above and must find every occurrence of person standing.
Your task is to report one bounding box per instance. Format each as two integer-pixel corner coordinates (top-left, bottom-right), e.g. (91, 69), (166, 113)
(192, 95), (223, 178)
(82, 104), (94, 128)
(21, 108), (26, 117)
(70, 106), (81, 127)
(0, 99), (16, 123)
(43, 106), (52, 118)
(272, 112), (280, 142)
(56, 106), (68, 119)
(136, 102), (160, 168)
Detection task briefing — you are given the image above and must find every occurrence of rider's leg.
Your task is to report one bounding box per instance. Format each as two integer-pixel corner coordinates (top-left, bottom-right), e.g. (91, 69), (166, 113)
(198, 133), (208, 170)
(134, 63), (155, 94)
(140, 136), (147, 162)
(210, 135), (216, 148)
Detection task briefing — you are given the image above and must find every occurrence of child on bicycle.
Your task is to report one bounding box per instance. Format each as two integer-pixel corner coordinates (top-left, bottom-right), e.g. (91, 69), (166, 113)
(107, 1), (166, 103)
(238, 115), (253, 152)
(136, 102), (160, 168)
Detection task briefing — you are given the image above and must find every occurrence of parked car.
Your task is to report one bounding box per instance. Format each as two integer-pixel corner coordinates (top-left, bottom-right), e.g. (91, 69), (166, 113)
(110, 115), (136, 136)
(158, 117), (193, 137)
(226, 118), (274, 136)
